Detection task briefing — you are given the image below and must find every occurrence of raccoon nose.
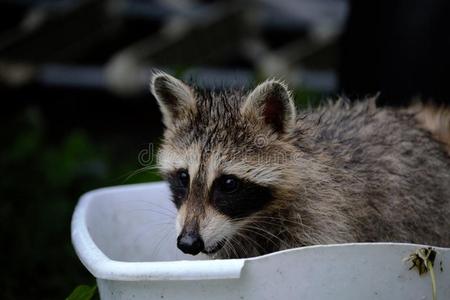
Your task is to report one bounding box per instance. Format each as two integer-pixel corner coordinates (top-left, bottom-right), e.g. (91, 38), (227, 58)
(177, 231), (205, 255)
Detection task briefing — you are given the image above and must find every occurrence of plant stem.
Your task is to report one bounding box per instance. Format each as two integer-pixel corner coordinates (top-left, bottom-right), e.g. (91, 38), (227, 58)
(427, 260), (437, 300)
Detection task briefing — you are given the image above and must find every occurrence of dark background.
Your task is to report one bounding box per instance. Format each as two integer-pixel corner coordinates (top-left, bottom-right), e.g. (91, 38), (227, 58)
(1, 0), (449, 299)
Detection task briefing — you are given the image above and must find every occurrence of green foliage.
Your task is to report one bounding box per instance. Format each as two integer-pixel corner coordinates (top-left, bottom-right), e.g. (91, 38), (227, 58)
(0, 108), (160, 299)
(66, 285), (97, 300)
(294, 87), (324, 108)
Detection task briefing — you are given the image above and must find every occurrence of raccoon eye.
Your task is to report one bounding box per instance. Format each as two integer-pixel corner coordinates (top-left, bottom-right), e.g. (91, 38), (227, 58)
(178, 169), (190, 187)
(219, 175), (240, 193)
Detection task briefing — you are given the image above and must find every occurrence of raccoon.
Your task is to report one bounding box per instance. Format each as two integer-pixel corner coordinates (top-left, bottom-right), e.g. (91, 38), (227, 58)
(151, 72), (450, 259)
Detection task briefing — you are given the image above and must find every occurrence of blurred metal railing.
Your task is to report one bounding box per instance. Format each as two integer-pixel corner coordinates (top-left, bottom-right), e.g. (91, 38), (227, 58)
(0, 0), (348, 94)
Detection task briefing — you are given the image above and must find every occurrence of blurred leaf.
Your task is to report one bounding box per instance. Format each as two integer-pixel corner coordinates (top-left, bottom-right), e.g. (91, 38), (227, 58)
(294, 87), (323, 108)
(6, 129), (42, 162)
(41, 131), (108, 188)
(66, 285), (97, 300)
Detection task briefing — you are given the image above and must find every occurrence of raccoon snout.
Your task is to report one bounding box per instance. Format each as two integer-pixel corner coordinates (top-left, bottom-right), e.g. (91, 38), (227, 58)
(177, 231), (205, 255)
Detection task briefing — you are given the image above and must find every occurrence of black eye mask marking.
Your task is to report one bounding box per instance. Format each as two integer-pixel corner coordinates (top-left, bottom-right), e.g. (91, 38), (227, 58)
(167, 169), (189, 209)
(211, 175), (273, 218)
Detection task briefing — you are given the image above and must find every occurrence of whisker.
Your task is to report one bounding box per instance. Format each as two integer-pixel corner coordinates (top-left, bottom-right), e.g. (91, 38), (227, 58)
(234, 230), (265, 256)
(121, 165), (159, 183)
(125, 208), (176, 220)
(238, 226), (280, 249)
(241, 224), (291, 249)
(150, 226), (173, 259)
(131, 202), (178, 217)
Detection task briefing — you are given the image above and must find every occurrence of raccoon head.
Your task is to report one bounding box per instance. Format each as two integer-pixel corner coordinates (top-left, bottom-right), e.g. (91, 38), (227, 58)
(151, 72), (299, 257)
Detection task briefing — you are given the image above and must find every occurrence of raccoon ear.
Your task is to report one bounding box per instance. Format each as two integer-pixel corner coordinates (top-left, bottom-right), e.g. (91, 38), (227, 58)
(150, 72), (195, 127)
(242, 80), (296, 133)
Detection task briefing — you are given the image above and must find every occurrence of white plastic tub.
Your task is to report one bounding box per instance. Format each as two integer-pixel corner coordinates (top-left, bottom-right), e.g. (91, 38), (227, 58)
(72, 182), (450, 300)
